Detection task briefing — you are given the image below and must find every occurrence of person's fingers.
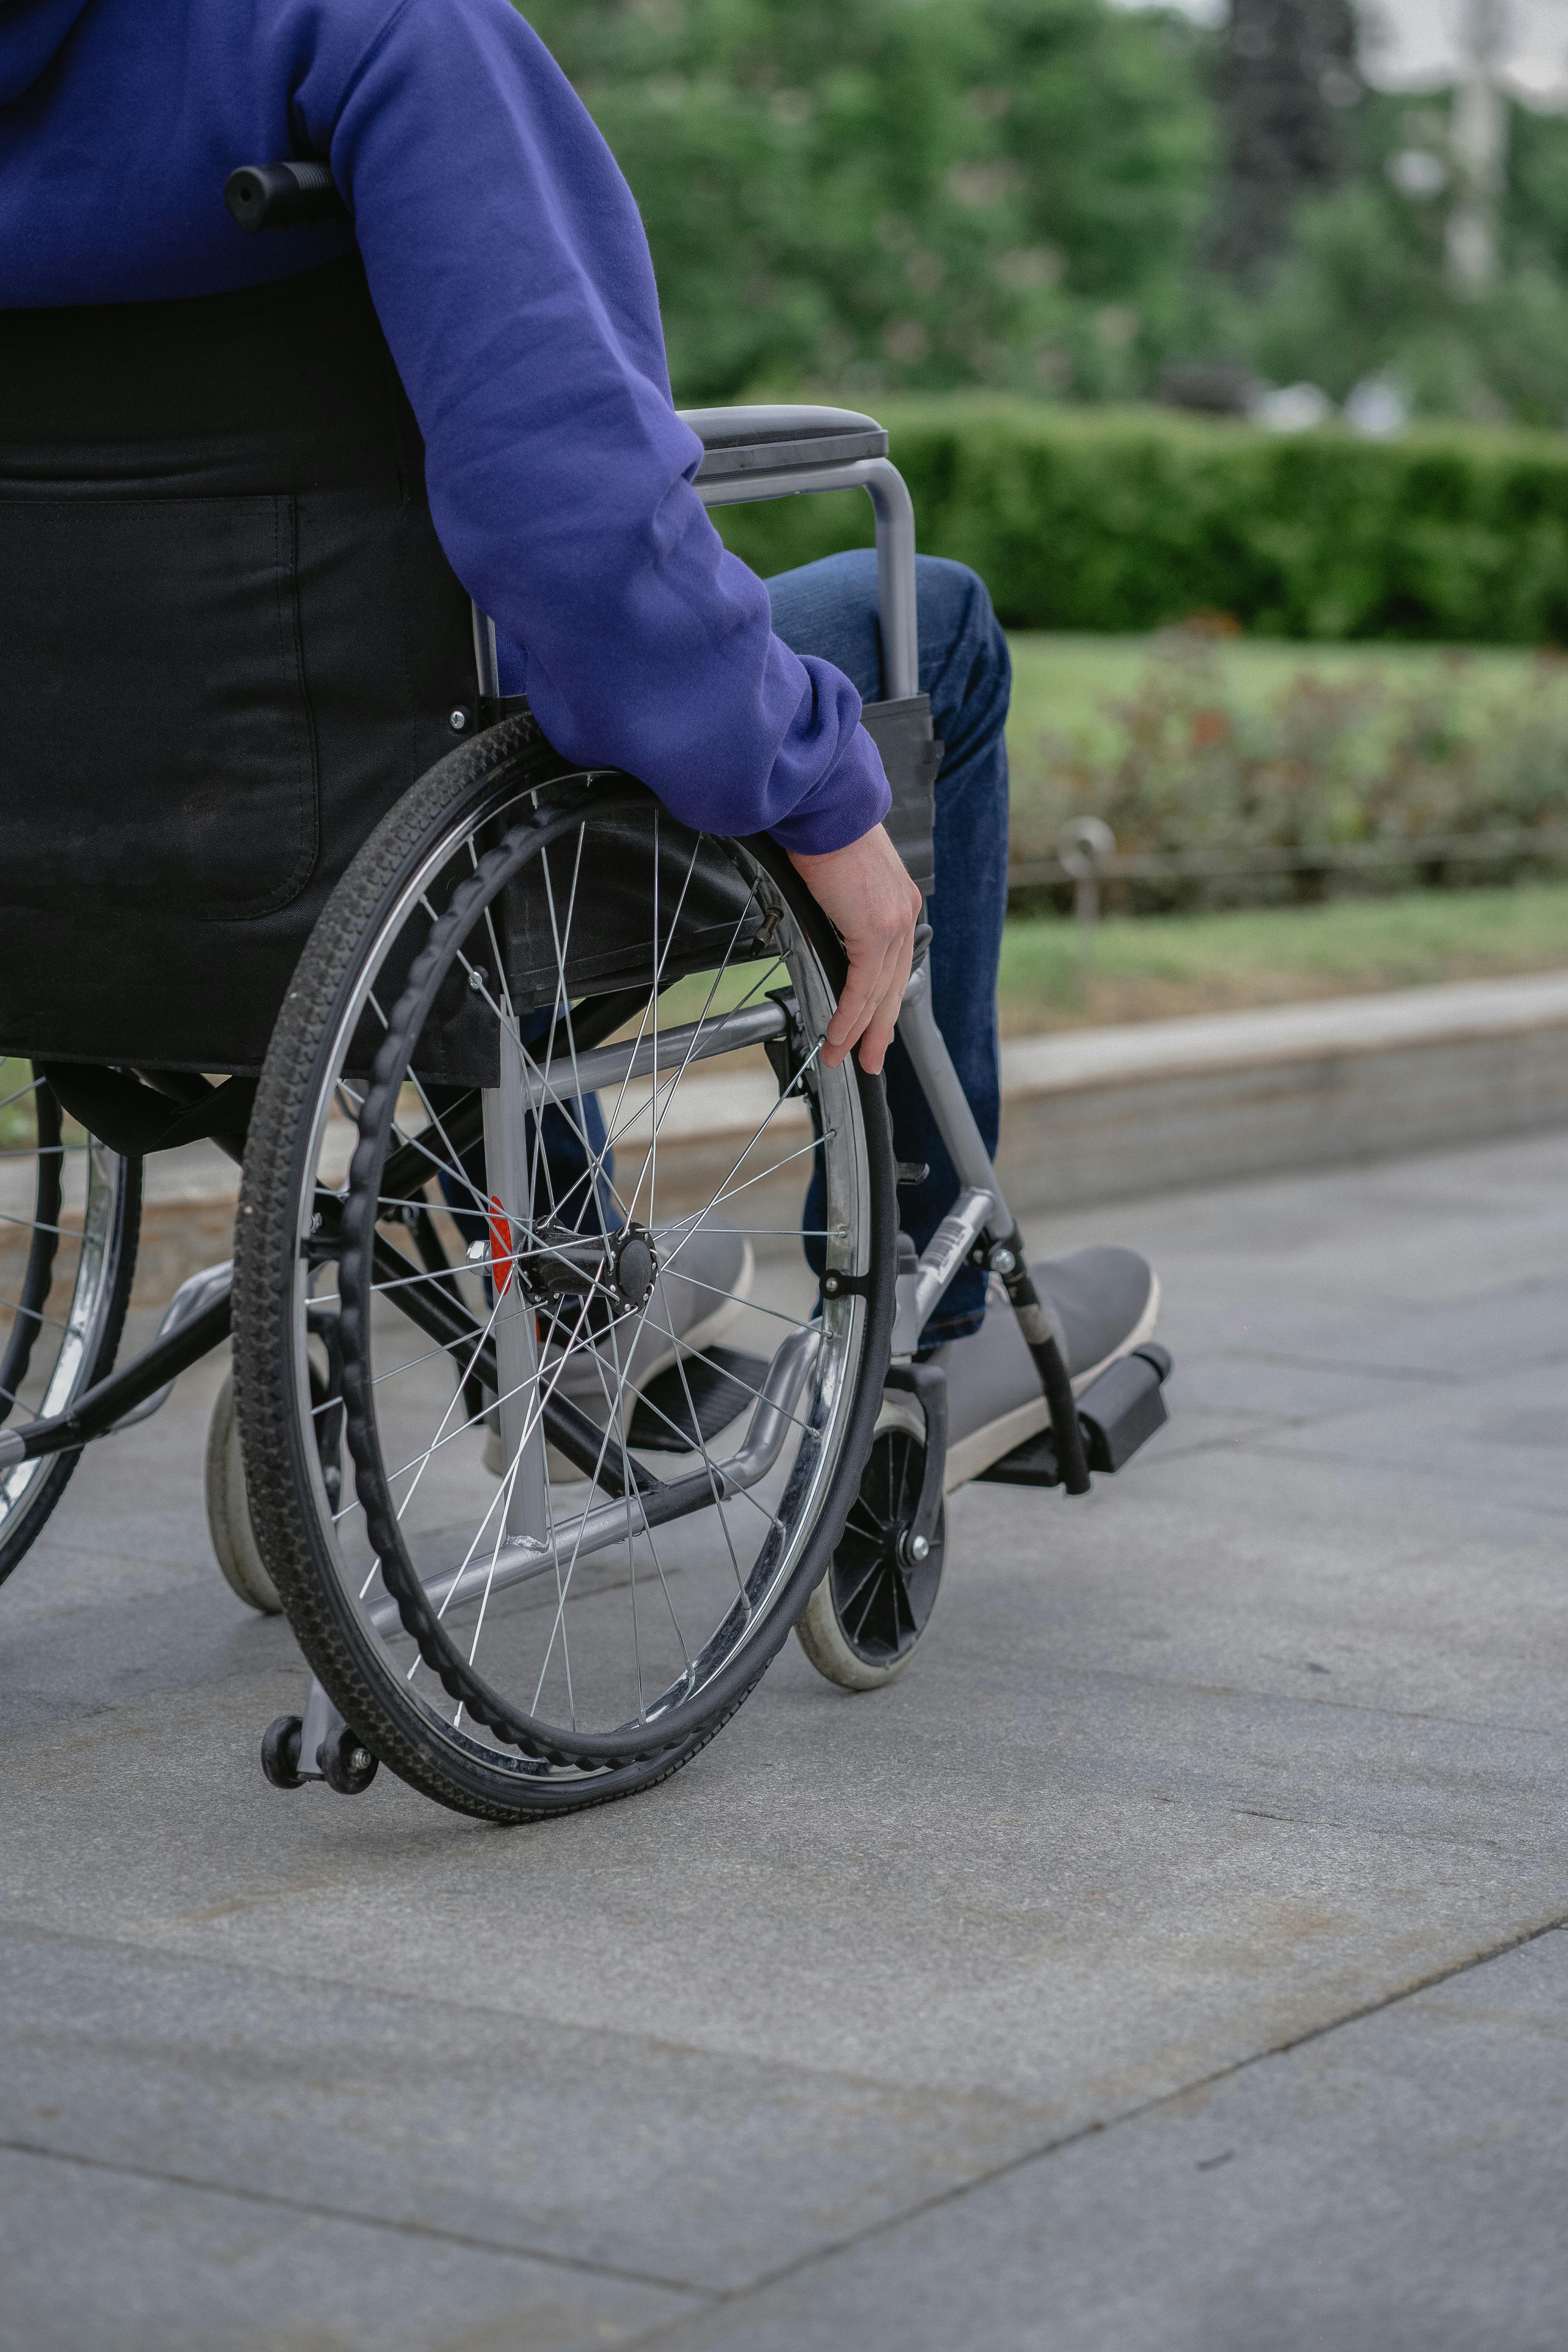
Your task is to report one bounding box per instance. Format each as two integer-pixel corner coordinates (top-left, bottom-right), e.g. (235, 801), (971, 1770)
(836, 944), (897, 1066)
(821, 936), (894, 1068)
(825, 913), (913, 1073)
(825, 899), (921, 1067)
(855, 924), (916, 1075)
(823, 931), (897, 1058)
(787, 825), (923, 1071)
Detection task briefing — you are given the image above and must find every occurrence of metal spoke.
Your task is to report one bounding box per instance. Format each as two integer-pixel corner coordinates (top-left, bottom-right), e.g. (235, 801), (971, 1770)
(0, 1209), (80, 1240)
(576, 1299), (692, 1680)
(637, 1305), (815, 1442)
(651, 1266), (816, 1335)
(387, 1293), (595, 1637)
(0, 1076), (45, 1118)
(0, 1296), (68, 1333)
(663, 1126), (837, 1246)
(660, 1329), (749, 1606)
(575, 827), (713, 1227)
(594, 938), (785, 1173)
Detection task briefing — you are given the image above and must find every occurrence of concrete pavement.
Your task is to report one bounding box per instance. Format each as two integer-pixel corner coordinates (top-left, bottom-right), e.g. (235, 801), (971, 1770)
(1, 1130), (1564, 2349)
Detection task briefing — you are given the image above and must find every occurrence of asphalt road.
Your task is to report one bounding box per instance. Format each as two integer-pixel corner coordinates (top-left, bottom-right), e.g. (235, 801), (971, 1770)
(2, 1131), (1564, 2351)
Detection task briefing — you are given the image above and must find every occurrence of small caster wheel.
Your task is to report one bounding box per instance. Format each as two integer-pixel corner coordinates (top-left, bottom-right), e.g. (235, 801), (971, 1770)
(318, 1723), (379, 1795)
(797, 1396), (945, 1690)
(261, 1713), (307, 1790)
(206, 1374), (283, 1615)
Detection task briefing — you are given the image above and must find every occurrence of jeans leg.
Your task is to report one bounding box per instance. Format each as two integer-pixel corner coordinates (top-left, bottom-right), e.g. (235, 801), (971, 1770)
(768, 550), (1011, 1343)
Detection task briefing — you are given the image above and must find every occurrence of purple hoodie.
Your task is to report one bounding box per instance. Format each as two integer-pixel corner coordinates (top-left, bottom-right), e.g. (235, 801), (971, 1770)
(0, 0), (890, 853)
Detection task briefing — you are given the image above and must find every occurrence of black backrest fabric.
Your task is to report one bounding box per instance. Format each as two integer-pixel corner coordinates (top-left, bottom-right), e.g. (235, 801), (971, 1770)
(0, 258), (477, 1072)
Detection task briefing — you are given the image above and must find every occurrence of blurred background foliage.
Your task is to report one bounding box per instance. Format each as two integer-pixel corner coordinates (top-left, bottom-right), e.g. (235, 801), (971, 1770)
(519, 0), (1568, 430)
(1004, 626), (1568, 876)
(522, 0), (1215, 403)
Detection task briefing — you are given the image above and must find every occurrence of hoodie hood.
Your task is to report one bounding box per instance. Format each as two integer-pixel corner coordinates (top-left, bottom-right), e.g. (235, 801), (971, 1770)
(0, 0), (93, 107)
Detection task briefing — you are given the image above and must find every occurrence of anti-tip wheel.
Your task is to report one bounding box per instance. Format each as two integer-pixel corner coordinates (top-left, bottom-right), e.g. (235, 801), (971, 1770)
(318, 1724), (379, 1795)
(796, 1396), (946, 1691)
(261, 1714), (306, 1789)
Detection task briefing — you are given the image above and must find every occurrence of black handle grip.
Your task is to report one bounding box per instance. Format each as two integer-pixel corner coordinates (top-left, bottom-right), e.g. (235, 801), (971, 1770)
(225, 161), (347, 234)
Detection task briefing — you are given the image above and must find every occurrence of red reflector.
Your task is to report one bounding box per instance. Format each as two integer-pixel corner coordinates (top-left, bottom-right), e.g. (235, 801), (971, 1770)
(488, 1196), (512, 1294)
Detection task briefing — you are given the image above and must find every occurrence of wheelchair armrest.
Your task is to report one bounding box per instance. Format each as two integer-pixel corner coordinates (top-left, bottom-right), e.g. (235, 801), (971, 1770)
(679, 404), (888, 484)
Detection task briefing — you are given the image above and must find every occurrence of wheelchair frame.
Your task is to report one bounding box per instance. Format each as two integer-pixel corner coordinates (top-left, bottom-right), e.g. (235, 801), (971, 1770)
(2, 165), (1165, 1798)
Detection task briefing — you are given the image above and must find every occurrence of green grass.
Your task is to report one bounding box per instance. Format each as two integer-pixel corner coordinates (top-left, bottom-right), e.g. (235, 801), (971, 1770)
(0, 1058), (39, 1150)
(626, 880), (1568, 1046)
(998, 879), (1568, 1033)
(1005, 630), (1548, 766)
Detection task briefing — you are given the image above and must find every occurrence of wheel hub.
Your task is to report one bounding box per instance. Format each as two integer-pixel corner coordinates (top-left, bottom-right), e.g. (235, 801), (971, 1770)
(512, 1218), (657, 1311)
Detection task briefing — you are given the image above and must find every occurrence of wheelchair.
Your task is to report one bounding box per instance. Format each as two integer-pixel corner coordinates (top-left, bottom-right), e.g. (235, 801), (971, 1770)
(0, 163), (1171, 1823)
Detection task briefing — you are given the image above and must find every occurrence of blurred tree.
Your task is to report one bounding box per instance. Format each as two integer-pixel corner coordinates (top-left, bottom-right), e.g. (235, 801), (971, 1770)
(1205, 0), (1361, 289)
(517, 2), (1568, 430)
(1238, 86), (1568, 427)
(517, 0), (1214, 401)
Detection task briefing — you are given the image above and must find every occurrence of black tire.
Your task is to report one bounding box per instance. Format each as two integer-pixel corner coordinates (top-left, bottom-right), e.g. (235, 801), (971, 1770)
(796, 1394), (946, 1690)
(317, 1722), (379, 1794)
(235, 717), (896, 1822)
(261, 1713), (307, 1790)
(0, 1068), (140, 1589)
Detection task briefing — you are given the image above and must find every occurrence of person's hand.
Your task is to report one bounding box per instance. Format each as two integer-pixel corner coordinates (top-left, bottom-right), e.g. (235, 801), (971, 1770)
(787, 824), (923, 1076)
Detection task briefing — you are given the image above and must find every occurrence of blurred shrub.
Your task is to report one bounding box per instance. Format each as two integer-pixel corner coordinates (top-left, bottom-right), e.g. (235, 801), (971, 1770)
(1006, 626), (1568, 903)
(716, 401), (1568, 643)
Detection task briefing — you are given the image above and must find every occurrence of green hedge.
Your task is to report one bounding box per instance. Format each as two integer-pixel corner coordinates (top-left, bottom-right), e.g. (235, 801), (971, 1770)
(714, 403), (1568, 643)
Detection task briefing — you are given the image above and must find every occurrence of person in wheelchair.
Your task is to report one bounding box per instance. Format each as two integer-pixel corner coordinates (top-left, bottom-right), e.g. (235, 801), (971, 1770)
(0, 0), (1167, 1821)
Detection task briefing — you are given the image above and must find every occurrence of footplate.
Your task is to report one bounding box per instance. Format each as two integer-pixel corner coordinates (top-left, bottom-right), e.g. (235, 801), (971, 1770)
(977, 1345), (1172, 1489)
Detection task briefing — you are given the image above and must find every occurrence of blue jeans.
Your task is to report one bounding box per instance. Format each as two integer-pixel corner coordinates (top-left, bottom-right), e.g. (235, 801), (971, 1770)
(767, 551), (1011, 1342)
(492, 553), (1011, 1341)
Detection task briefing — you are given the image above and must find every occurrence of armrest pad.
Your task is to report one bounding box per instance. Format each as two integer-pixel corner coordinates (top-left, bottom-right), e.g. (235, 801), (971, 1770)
(678, 403), (888, 482)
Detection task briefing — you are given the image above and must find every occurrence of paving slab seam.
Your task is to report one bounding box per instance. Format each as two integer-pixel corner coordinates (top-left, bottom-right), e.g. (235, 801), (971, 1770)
(0, 2132), (722, 2305)
(1231, 1439), (1568, 1518)
(615, 1910), (1568, 2347)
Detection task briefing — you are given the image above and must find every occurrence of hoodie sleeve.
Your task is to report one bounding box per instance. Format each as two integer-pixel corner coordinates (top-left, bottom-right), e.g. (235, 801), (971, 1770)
(298, 0), (891, 854)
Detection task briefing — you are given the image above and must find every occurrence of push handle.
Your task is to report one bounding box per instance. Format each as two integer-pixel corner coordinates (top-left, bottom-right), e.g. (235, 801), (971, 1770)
(224, 161), (347, 234)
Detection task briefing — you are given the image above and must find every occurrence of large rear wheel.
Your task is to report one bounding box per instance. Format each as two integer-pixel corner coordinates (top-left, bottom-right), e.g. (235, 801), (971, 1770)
(236, 716), (896, 1821)
(0, 1064), (140, 1587)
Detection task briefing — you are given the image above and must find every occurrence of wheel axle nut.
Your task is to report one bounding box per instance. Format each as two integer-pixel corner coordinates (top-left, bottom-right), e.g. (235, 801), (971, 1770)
(909, 1533), (931, 1561)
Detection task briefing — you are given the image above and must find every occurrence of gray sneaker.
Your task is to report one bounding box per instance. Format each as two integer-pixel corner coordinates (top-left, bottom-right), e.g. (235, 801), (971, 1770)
(933, 1246), (1161, 1490)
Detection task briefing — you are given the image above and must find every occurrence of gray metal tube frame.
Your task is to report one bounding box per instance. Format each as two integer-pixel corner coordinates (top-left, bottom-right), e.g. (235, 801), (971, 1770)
(363, 1323), (820, 1635)
(889, 958), (1015, 1356)
(695, 455), (921, 703)
(516, 999), (787, 1122)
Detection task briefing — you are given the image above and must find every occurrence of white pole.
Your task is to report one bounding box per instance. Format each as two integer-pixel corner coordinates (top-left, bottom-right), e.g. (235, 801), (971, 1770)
(1448, 0), (1510, 292)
